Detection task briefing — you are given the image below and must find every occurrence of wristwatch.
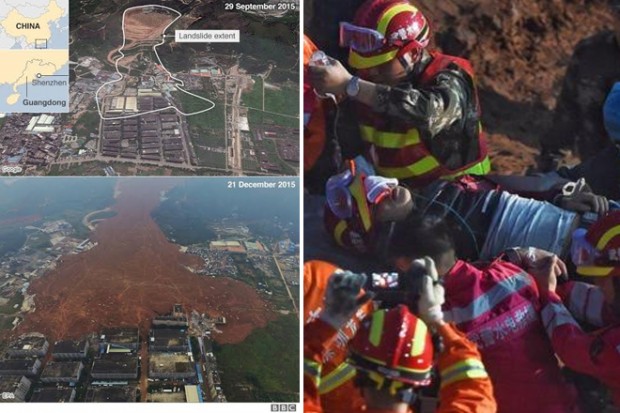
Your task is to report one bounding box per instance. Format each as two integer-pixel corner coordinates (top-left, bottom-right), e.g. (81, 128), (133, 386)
(346, 76), (361, 98)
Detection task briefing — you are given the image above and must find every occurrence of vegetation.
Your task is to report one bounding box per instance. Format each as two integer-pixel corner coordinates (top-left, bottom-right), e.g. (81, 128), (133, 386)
(73, 110), (100, 137)
(213, 315), (299, 402)
(0, 292), (24, 314)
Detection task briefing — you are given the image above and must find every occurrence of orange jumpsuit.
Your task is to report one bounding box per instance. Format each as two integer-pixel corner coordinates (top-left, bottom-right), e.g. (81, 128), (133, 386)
(304, 318), (497, 413)
(304, 260), (372, 413)
(303, 36), (328, 172)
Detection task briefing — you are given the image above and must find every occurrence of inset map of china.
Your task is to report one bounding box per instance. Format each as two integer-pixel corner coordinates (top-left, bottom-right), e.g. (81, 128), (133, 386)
(0, 0), (69, 113)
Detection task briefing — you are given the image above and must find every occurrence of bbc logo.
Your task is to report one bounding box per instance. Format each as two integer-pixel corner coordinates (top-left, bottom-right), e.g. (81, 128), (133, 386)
(270, 404), (297, 412)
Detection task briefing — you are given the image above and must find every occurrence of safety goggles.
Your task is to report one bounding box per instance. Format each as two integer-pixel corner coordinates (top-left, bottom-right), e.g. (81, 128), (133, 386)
(339, 22), (389, 54)
(326, 166), (399, 220)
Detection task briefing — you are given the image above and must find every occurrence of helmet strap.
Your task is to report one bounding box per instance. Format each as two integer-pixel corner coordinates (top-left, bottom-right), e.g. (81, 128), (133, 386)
(397, 42), (424, 74)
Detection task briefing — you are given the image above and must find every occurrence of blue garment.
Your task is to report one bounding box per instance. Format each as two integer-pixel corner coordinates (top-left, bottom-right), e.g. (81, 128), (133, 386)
(604, 82), (620, 142)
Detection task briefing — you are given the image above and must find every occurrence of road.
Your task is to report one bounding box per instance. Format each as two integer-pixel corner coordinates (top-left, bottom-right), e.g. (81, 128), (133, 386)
(226, 65), (246, 176)
(272, 255), (299, 316)
(139, 340), (148, 402)
(48, 154), (279, 175)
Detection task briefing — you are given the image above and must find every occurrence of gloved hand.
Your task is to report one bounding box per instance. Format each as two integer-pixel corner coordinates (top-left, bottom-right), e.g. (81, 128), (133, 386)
(321, 270), (373, 330)
(555, 178), (609, 215)
(414, 257), (446, 326)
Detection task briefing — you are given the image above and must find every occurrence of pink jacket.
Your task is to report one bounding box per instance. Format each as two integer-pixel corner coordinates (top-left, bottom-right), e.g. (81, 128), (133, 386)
(442, 259), (581, 413)
(541, 289), (620, 407)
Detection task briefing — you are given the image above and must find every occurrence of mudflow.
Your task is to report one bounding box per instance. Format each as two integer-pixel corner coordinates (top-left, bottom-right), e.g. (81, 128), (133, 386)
(17, 179), (275, 344)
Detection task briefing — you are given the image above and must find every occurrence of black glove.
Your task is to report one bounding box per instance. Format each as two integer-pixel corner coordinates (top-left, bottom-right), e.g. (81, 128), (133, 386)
(555, 178), (609, 215)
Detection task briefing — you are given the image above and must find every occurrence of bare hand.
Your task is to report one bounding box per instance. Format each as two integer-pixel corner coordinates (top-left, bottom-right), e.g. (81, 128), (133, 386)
(308, 57), (353, 95)
(528, 255), (567, 295)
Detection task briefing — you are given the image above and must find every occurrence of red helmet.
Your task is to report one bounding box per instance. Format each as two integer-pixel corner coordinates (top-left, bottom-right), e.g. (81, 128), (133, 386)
(348, 305), (434, 387)
(575, 211), (620, 277)
(323, 159), (399, 254)
(343, 0), (431, 70)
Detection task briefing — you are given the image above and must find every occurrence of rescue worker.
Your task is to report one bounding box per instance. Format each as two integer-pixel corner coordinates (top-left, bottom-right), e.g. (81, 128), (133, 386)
(308, 0), (490, 188)
(304, 259), (497, 412)
(550, 81), (620, 200)
(527, 213), (620, 407)
(305, 36), (341, 194)
(387, 217), (582, 413)
(542, 0), (620, 167)
(321, 155), (608, 264)
(304, 260), (374, 413)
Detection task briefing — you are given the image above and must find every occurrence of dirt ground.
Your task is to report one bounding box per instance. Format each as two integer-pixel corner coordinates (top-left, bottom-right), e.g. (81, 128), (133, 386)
(124, 8), (176, 44)
(16, 179), (276, 344)
(306, 0), (615, 171)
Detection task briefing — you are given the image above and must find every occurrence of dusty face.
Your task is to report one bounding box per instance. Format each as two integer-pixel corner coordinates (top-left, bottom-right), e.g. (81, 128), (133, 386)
(358, 57), (408, 86)
(375, 186), (413, 223)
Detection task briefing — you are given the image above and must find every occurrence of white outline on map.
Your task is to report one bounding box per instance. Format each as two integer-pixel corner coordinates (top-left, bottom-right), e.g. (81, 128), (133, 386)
(95, 5), (216, 120)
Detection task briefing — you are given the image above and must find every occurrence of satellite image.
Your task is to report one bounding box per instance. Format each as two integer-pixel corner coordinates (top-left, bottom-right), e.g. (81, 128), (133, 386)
(0, 177), (299, 402)
(0, 0), (299, 177)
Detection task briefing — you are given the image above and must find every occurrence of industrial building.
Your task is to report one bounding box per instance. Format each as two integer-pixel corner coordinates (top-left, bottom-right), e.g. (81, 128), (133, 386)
(152, 315), (188, 329)
(0, 359), (42, 377)
(84, 386), (137, 402)
(149, 353), (195, 380)
(0, 376), (32, 402)
(52, 339), (89, 360)
(100, 327), (139, 352)
(185, 385), (202, 403)
(244, 240), (266, 253)
(90, 354), (139, 380)
(29, 387), (76, 402)
(25, 115), (56, 134)
(40, 361), (84, 383)
(209, 240), (246, 253)
(149, 328), (189, 352)
(6, 335), (49, 358)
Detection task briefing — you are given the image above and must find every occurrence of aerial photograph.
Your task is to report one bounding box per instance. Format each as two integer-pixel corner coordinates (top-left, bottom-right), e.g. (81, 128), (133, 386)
(0, 0), (299, 176)
(0, 177), (300, 402)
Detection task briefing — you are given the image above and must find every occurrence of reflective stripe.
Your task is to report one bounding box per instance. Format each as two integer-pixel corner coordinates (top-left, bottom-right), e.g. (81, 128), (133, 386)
(376, 156), (440, 179)
(369, 309), (385, 347)
(376, 155), (489, 181)
(444, 272), (532, 324)
(377, 4), (419, 35)
(318, 362), (357, 394)
(360, 125), (421, 148)
(304, 359), (322, 385)
(596, 224), (620, 249)
(349, 175), (372, 231)
(585, 288), (605, 327)
(349, 49), (399, 70)
(576, 265), (614, 277)
(541, 302), (580, 338)
(569, 282), (604, 326)
(410, 319), (427, 357)
(440, 359), (487, 388)
(333, 220), (347, 247)
(444, 156), (491, 179)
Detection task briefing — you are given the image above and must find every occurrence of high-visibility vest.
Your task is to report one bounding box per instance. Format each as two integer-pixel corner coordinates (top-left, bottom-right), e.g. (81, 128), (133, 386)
(358, 51), (490, 188)
(304, 260), (372, 413)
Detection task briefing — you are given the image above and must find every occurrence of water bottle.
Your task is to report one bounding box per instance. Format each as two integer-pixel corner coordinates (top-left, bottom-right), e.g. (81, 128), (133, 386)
(309, 50), (331, 67)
